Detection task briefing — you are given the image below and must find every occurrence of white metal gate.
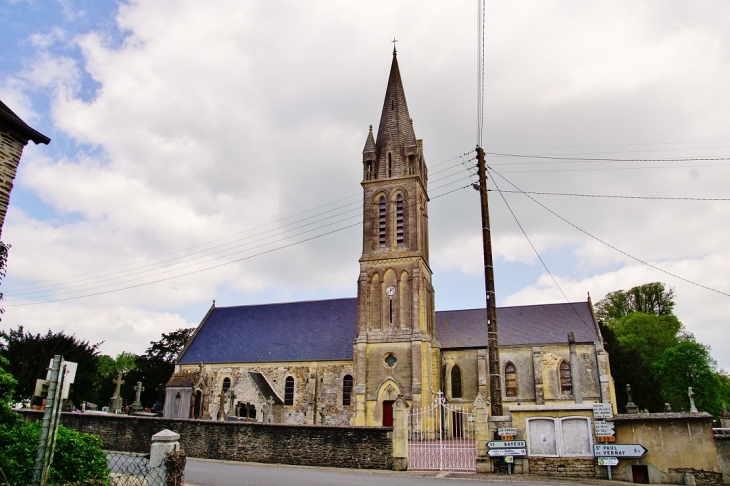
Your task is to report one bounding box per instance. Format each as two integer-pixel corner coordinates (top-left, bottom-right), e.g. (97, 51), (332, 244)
(407, 392), (476, 471)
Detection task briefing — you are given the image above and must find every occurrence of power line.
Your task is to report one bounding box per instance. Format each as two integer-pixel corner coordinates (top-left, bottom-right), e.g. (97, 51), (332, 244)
(486, 166), (730, 299)
(486, 139), (730, 151)
(488, 190), (730, 201)
(5, 153), (473, 293)
(488, 173), (595, 335)
(496, 163), (730, 174)
(4, 180), (473, 306)
(485, 151), (730, 162)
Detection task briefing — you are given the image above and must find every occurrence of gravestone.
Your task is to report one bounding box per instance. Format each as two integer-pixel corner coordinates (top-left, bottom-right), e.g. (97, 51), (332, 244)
(109, 372), (125, 414)
(151, 383), (165, 414)
(688, 387), (698, 413)
(625, 384), (639, 414)
(132, 382), (144, 412)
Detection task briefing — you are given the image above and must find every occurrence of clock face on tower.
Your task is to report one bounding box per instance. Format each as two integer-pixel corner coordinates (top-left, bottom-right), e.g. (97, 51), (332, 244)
(386, 286), (396, 296)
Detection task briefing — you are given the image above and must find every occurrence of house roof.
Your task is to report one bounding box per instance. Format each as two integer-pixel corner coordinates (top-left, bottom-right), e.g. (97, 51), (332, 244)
(178, 298), (600, 365)
(0, 100), (51, 145)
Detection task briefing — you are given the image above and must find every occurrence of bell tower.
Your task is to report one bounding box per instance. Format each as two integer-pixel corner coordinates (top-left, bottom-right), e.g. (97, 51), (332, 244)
(352, 49), (439, 426)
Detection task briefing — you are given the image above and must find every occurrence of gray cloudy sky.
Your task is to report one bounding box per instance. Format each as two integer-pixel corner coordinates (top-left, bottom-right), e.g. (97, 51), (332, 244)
(1, 1), (729, 369)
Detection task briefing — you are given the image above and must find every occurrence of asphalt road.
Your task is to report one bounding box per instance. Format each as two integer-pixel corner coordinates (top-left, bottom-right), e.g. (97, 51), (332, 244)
(185, 459), (596, 486)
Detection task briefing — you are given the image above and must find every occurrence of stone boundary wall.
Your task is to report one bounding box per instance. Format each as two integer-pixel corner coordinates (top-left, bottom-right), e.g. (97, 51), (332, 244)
(714, 430), (730, 485)
(20, 410), (393, 470)
(526, 457), (596, 477)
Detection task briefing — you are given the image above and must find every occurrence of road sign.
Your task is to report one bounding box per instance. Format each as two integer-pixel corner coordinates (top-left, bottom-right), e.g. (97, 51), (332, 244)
(593, 403), (614, 419)
(488, 448), (526, 457)
(596, 436), (616, 443)
(594, 420), (616, 436)
(487, 440), (526, 449)
(594, 444), (647, 458)
(504, 456), (514, 463)
(597, 457), (619, 466)
(500, 435), (515, 440)
(498, 427), (517, 436)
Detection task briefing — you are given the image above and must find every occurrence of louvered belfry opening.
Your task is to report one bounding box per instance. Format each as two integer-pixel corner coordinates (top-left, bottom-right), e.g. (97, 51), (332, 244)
(396, 195), (404, 246)
(378, 197), (387, 247)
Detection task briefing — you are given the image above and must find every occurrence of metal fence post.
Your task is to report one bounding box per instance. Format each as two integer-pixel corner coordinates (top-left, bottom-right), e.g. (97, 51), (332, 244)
(32, 355), (61, 486)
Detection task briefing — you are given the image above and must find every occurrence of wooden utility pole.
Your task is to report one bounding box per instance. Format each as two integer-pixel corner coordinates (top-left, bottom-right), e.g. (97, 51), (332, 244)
(476, 146), (502, 416)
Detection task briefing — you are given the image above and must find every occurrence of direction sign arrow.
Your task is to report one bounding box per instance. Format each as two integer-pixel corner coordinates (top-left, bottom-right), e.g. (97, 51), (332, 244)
(593, 444), (647, 458)
(488, 448), (526, 457)
(487, 440), (526, 449)
(592, 403), (613, 417)
(595, 421), (616, 436)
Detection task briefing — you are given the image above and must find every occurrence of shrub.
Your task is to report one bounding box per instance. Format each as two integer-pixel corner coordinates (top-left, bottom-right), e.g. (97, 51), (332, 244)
(0, 419), (110, 486)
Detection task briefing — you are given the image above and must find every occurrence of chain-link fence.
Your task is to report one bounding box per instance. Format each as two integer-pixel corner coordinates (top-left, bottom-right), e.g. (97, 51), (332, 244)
(105, 451), (166, 486)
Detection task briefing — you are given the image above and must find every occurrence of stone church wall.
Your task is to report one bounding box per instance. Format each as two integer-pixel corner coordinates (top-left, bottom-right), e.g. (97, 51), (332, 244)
(20, 410), (393, 470)
(194, 360), (353, 426)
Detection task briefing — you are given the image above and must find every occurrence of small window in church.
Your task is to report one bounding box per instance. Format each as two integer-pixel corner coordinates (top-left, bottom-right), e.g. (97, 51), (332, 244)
(378, 197), (386, 247)
(387, 153), (392, 178)
(559, 361), (572, 395)
(451, 365), (462, 399)
(396, 195), (404, 246)
(342, 374), (353, 406)
(285, 376), (294, 405)
(505, 363), (517, 397)
(222, 377), (231, 393)
(384, 353), (397, 368)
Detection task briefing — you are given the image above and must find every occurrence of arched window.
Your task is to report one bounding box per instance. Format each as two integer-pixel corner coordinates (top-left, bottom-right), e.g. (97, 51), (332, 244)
(222, 377), (231, 393)
(284, 376), (294, 405)
(451, 365), (462, 399)
(342, 375), (353, 406)
(505, 363), (517, 397)
(378, 196), (387, 247)
(396, 195), (404, 246)
(559, 361), (572, 395)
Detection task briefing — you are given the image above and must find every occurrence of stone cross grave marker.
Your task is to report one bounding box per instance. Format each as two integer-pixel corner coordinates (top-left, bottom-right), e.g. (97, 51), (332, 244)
(132, 382), (144, 411)
(266, 396), (274, 423)
(688, 387), (698, 412)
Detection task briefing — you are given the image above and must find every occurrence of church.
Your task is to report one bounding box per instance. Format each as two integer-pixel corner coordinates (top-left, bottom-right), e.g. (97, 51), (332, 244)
(164, 50), (615, 426)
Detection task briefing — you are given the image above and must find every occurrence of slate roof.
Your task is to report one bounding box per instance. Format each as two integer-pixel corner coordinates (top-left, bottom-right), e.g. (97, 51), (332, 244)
(436, 302), (599, 349)
(178, 298), (600, 365)
(0, 100), (51, 145)
(179, 298), (358, 365)
(375, 52), (417, 157)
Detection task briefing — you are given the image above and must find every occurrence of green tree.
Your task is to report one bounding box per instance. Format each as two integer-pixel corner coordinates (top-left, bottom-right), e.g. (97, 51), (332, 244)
(600, 322), (664, 413)
(0, 326), (101, 405)
(613, 312), (682, 364)
(655, 339), (721, 415)
(717, 371), (730, 410)
(125, 328), (194, 407)
(595, 282), (675, 322)
(0, 355), (19, 424)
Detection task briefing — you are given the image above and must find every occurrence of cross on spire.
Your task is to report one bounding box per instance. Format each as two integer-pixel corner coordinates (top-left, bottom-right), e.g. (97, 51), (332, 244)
(392, 37), (398, 55)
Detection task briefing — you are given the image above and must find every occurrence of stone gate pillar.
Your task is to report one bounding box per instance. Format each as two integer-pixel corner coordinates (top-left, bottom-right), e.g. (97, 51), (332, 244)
(474, 394), (491, 473)
(392, 395), (408, 471)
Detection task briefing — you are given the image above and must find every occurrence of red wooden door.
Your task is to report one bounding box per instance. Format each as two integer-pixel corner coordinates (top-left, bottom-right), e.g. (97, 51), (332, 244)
(632, 465), (649, 484)
(382, 400), (394, 426)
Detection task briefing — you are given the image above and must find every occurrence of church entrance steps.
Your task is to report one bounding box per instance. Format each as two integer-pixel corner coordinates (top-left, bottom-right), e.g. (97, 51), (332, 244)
(407, 394), (476, 471)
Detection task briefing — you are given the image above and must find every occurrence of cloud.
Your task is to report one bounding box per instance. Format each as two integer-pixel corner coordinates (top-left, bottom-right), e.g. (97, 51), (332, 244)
(1, 0), (729, 369)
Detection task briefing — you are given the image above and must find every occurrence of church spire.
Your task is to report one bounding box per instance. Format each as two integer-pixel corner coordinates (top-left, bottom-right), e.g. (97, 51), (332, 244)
(375, 51), (417, 159)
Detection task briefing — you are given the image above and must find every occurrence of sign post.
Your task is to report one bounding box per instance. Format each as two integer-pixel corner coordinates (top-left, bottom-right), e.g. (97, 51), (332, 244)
(594, 444), (647, 458)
